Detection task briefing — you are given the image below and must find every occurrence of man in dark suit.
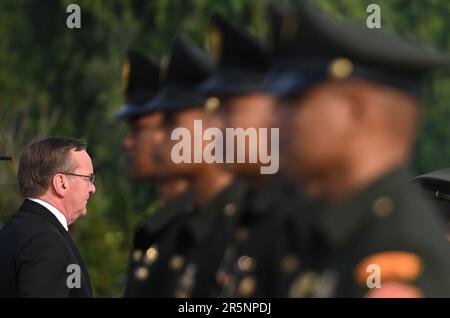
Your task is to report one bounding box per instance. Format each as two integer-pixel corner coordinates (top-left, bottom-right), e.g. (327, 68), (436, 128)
(0, 137), (95, 297)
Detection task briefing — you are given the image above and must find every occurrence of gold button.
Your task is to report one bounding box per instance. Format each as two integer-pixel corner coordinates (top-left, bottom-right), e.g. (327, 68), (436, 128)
(134, 266), (149, 281)
(132, 249), (143, 262)
(169, 255), (185, 272)
(224, 203), (237, 216)
(204, 97), (220, 114)
(216, 270), (230, 286)
(237, 255), (257, 272)
(235, 228), (249, 242)
(289, 271), (319, 298)
(373, 196), (394, 218)
(237, 276), (256, 297)
(144, 245), (159, 265)
(281, 255), (300, 274)
(329, 57), (353, 80)
(175, 290), (191, 298)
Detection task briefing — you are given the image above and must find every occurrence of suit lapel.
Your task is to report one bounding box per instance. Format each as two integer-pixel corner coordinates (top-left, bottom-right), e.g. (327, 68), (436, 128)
(19, 199), (93, 295)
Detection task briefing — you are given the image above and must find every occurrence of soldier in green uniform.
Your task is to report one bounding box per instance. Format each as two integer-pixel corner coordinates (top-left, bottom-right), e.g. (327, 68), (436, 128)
(200, 13), (308, 297)
(266, 2), (450, 297)
(128, 33), (248, 297)
(113, 50), (192, 297)
(413, 169), (450, 237)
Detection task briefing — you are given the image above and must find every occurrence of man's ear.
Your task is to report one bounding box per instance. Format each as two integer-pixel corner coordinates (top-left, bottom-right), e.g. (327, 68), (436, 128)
(52, 173), (68, 197)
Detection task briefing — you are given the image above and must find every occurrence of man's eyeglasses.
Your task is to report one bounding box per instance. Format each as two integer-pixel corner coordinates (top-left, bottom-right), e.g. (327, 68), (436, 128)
(61, 172), (95, 184)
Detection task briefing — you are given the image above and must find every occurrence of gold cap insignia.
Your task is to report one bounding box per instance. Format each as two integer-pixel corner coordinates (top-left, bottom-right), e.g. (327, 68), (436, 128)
(329, 57), (353, 80)
(204, 96), (220, 114)
(208, 24), (222, 62)
(159, 53), (171, 84)
(122, 56), (131, 91)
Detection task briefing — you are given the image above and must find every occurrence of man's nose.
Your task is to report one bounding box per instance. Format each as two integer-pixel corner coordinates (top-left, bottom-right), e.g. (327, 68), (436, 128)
(90, 183), (96, 194)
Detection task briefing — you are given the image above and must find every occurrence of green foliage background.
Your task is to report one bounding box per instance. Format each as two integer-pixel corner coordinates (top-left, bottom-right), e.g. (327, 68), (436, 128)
(0, 0), (449, 297)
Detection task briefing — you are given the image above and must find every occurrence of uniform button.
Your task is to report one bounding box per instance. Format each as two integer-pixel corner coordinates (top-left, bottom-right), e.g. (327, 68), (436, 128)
(235, 227), (249, 242)
(289, 271), (320, 298)
(237, 255), (257, 272)
(216, 270), (230, 286)
(169, 255), (185, 272)
(144, 244), (159, 265)
(281, 255), (300, 274)
(373, 196), (394, 218)
(175, 290), (192, 298)
(132, 249), (143, 262)
(224, 203), (237, 216)
(237, 276), (256, 297)
(134, 266), (149, 281)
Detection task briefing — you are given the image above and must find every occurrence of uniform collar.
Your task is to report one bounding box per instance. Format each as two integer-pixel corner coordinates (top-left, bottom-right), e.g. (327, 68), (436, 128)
(313, 166), (412, 250)
(245, 173), (294, 217)
(185, 181), (247, 243)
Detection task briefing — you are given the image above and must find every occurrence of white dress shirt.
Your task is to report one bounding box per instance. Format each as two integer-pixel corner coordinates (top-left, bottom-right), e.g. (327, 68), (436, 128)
(27, 198), (69, 231)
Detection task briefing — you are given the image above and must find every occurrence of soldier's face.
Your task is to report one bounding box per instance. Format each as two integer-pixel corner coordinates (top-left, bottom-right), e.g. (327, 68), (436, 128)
(281, 83), (354, 182)
(218, 93), (277, 178)
(154, 108), (208, 178)
(122, 113), (163, 179)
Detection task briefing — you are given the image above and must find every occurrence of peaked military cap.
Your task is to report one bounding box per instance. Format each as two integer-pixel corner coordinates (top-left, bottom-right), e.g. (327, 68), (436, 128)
(200, 13), (268, 97)
(113, 50), (160, 120)
(413, 168), (450, 223)
(413, 168), (450, 202)
(265, 1), (450, 98)
(146, 33), (214, 112)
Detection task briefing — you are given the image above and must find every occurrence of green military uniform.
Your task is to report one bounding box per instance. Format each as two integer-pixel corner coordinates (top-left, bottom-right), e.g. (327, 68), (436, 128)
(201, 14), (311, 297)
(216, 174), (309, 297)
(125, 33), (249, 297)
(156, 182), (247, 298)
(265, 2), (450, 297)
(123, 191), (193, 297)
(289, 167), (450, 297)
(112, 49), (188, 297)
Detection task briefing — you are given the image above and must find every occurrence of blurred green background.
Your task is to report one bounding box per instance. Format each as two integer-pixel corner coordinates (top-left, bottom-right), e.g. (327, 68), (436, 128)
(0, 0), (449, 297)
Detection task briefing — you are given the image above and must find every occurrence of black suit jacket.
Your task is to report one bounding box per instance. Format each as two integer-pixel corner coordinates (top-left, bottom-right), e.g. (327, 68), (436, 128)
(0, 199), (92, 297)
